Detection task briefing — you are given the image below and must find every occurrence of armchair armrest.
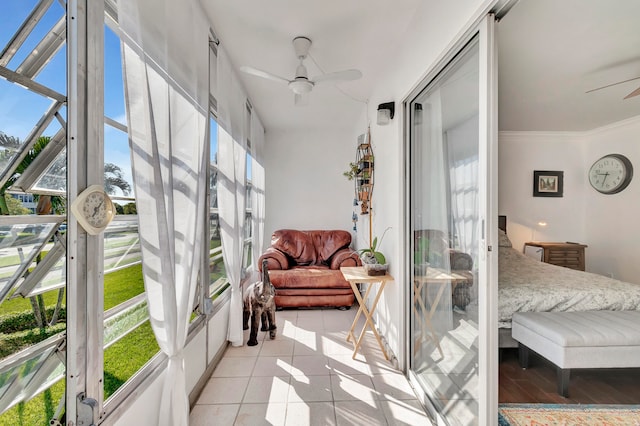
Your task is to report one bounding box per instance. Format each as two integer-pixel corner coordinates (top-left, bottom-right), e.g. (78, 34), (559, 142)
(329, 248), (362, 270)
(259, 248), (290, 271)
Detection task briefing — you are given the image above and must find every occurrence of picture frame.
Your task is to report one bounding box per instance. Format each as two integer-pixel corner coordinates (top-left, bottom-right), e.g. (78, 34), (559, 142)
(533, 170), (563, 197)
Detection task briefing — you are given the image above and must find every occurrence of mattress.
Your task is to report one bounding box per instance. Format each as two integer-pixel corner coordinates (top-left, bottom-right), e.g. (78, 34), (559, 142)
(498, 246), (640, 329)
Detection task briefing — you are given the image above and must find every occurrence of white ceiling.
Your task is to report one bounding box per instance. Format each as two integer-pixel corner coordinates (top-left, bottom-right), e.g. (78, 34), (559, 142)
(202, 0), (640, 133)
(499, 0), (640, 131)
(202, 0), (421, 131)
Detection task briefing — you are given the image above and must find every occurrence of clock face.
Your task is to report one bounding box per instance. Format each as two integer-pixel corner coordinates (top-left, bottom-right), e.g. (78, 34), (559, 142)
(588, 154), (633, 194)
(82, 191), (112, 228)
(71, 185), (115, 234)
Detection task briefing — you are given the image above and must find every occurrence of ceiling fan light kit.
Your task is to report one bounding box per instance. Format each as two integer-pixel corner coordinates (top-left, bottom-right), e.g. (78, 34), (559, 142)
(240, 35), (362, 105)
(289, 78), (313, 94)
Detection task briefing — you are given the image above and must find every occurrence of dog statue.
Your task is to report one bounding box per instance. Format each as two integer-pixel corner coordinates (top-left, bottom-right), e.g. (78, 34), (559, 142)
(243, 259), (277, 346)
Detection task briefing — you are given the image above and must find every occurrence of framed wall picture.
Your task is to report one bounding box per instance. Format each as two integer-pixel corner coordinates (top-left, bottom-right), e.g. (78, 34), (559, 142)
(533, 170), (563, 197)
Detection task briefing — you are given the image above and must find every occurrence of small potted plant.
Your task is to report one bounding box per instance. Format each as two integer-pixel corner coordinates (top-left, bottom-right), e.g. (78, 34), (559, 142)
(359, 227), (390, 276)
(343, 162), (361, 181)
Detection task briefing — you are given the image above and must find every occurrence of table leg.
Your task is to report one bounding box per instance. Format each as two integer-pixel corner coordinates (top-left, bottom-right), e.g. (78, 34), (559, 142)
(346, 280), (389, 360)
(363, 280), (389, 360)
(414, 281), (446, 358)
(347, 281), (373, 344)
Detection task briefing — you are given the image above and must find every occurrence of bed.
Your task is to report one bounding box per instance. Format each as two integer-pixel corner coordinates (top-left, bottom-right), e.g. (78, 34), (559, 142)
(498, 216), (640, 348)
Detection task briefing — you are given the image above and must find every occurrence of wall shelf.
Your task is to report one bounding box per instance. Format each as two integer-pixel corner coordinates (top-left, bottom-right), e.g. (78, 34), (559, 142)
(356, 141), (373, 214)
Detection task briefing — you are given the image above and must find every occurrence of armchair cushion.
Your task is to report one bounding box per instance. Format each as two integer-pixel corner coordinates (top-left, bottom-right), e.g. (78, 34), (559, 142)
(271, 229), (317, 265)
(311, 230), (353, 264)
(266, 229), (354, 268)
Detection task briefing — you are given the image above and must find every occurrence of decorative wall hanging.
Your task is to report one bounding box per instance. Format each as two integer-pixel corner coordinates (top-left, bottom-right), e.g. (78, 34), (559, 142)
(355, 132), (374, 214)
(533, 170), (563, 197)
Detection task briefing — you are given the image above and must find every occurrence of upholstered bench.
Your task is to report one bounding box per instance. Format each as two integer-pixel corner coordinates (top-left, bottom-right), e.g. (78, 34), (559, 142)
(512, 310), (640, 397)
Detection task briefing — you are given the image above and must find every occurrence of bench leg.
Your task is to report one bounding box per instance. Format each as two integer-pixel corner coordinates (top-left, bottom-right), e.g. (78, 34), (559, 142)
(518, 344), (530, 369)
(557, 368), (570, 397)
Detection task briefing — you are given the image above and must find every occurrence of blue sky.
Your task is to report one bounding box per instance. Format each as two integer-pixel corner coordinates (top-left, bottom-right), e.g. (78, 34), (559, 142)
(1, 2), (229, 198)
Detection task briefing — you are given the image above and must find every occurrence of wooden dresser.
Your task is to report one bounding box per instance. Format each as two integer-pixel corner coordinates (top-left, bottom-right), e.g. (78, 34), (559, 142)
(523, 242), (587, 271)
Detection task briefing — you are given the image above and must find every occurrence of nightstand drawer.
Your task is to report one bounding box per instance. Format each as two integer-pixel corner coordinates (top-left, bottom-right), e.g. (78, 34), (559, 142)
(524, 242), (587, 271)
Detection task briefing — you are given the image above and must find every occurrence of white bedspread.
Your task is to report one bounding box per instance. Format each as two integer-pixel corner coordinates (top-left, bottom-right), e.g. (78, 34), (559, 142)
(498, 247), (640, 328)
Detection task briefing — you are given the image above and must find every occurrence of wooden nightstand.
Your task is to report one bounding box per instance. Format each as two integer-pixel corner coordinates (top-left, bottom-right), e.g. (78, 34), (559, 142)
(523, 242), (587, 271)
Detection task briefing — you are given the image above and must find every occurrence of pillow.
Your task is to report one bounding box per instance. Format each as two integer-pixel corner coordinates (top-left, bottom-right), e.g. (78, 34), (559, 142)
(498, 229), (512, 248)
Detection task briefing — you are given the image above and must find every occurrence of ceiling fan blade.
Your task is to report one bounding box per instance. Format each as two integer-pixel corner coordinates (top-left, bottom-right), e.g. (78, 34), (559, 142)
(313, 69), (362, 84)
(585, 76), (640, 94)
(294, 92), (309, 106)
(624, 85), (640, 100)
(240, 66), (290, 85)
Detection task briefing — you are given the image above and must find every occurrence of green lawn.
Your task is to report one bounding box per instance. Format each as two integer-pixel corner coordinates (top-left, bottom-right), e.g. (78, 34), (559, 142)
(0, 263), (150, 425)
(0, 319), (160, 426)
(0, 380), (65, 426)
(104, 320), (159, 400)
(0, 256), (223, 425)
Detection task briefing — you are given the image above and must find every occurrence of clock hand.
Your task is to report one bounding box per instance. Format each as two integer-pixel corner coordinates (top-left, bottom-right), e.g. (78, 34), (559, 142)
(601, 172), (610, 186)
(93, 199), (104, 217)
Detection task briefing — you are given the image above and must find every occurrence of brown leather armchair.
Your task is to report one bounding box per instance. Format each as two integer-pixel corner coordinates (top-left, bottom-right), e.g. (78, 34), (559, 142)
(258, 229), (362, 308)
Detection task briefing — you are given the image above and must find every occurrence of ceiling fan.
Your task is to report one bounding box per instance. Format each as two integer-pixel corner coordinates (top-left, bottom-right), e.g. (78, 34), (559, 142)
(586, 76), (640, 99)
(240, 36), (362, 105)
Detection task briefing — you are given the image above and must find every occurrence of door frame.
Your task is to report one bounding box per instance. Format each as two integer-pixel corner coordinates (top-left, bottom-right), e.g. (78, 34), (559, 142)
(401, 9), (500, 425)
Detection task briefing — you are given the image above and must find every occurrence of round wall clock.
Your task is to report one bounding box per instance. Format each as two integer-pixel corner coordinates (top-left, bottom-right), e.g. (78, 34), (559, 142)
(588, 154), (633, 194)
(70, 185), (116, 235)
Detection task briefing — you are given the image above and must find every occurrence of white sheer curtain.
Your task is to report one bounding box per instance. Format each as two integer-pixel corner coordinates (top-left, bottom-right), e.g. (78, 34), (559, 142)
(414, 92), (452, 332)
(420, 94), (451, 252)
(447, 116), (479, 259)
(251, 114), (266, 268)
(117, 1), (208, 425)
(216, 47), (248, 346)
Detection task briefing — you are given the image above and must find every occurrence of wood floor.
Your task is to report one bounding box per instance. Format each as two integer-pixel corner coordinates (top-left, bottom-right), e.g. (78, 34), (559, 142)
(499, 348), (640, 404)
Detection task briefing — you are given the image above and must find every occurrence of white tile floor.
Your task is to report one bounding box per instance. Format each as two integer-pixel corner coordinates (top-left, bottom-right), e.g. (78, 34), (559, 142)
(190, 307), (433, 426)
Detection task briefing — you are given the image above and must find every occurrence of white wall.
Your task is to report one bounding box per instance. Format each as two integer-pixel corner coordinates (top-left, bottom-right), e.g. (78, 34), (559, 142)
(498, 131), (587, 252)
(498, 116), (640, 283)
(264, 128), (358, 239)
(584, 117), (640, 282)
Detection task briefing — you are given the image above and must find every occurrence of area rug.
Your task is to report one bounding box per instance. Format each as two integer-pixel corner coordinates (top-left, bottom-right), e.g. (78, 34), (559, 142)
(499, 403), (640, 426)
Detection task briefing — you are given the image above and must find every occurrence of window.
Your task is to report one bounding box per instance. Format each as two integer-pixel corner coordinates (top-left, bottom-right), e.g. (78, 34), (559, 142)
(243, 103), (253, 271)
(0, 3), (162, 423)
(208, 115), (228, 299)
(0, 1), (68, 423)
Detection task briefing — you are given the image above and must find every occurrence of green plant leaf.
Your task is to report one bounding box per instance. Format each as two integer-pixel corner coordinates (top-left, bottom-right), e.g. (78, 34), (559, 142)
(374, 252), (386, 264)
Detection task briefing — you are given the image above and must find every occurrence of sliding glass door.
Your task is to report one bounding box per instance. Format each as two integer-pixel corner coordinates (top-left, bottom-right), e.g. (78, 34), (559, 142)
(406, 15), (498, 426)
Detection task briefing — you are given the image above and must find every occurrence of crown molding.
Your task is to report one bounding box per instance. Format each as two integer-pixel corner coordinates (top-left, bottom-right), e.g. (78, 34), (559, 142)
(499, 114), (640, 141)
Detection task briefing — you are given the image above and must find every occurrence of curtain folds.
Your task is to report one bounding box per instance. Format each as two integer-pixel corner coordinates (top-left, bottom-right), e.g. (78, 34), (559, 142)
(216, 46), (248, 347)
(448, 116), (479, 259)
(251, 115), (266, 268)
(118, 1), (208, 425)
(416, 92), (452, 331)
(218, 128), (247, 346)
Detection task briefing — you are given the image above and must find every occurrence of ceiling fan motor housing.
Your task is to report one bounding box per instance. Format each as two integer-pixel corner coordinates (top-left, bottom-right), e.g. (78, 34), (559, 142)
(292, 36), (312, 59)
